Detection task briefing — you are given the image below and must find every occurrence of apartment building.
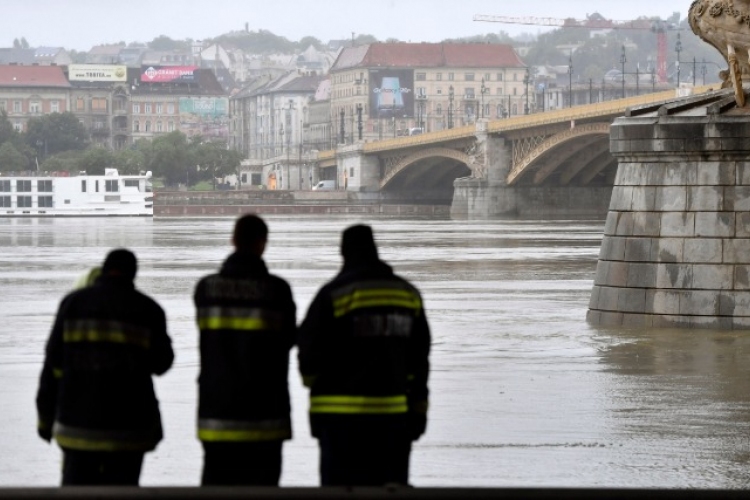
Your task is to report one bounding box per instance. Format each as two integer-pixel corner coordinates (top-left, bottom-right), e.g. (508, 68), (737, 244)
(0, 65), (71, 132)
(329, 42), (530, 141)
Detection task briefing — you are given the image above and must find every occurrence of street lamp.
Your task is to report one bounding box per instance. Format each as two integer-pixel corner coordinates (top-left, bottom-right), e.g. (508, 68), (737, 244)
(568, 53), (573, 108)
(480, 78), (487, 118)
(448, 85), (454, 129)
(523, 68), (530, 115)
(620, 45), (627, 99)
(675, 33), (683, 87)
(701, 58), (708, 85)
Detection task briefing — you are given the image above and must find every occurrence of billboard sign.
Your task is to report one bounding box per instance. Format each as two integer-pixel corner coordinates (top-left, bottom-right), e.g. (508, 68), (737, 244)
(179, 97), (229, 139)
(369, 69), (414, 118)
(68, 64), (127, 82)
(140, 65), (198, 83)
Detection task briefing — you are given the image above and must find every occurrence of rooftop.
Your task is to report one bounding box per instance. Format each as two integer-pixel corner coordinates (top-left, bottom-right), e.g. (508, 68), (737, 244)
(0, 65), (70, 87)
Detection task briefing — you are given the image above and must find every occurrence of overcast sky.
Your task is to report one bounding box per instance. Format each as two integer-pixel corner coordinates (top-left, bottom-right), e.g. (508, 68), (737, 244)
(6, 0), (691, 51)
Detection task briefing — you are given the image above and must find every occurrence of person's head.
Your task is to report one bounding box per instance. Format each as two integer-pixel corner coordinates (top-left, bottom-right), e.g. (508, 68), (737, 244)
(101, 249), (137, 281)
(341, 224), (379, 265)
(232, 214), (268, 256)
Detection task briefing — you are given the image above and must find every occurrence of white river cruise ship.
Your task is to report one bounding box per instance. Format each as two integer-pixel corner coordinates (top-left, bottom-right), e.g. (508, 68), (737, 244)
(0, 168), (153, 217)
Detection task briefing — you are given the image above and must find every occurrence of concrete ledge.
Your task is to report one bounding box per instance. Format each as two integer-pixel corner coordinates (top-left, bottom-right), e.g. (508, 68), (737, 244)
(4, 488), (750, 500)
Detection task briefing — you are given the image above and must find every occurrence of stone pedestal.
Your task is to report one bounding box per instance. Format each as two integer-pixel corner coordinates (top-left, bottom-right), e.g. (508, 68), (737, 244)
(587, 97), (750, 329)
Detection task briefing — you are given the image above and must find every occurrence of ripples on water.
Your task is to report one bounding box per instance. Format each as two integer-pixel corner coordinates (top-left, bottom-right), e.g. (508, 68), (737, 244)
(0, 216), (749, 487)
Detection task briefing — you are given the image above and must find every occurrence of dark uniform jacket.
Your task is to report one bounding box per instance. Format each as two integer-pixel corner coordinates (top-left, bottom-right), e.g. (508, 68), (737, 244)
(36, 275), (173, 452)
(298, 258), (430, 439)
(194, 251), (296, 443)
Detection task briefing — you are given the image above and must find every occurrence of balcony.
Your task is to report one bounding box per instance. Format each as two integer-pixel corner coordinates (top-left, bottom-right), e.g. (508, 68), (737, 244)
(462, 94), (477, 101)
(90, 126), (110, 136)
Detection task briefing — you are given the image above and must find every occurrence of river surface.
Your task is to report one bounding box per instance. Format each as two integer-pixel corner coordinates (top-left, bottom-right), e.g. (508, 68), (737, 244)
(1, 216), (749, 488)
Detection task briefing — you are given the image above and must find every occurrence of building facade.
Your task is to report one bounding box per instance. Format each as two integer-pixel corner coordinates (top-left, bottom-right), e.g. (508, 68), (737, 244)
(0, 65), (71, 132)
(329, 42), (531, 142)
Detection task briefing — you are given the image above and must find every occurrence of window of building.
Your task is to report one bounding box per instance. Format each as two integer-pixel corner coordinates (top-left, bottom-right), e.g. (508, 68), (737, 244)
(13, 101), (21, 112)
(16, 180), (31, 192)
(0, 196), (9, 208)
(484, 73), (491, 81)
(12, 121), (22, 132)
(415, 72), (426, 81)
(50, 100), (59, 112)
(168, 121), (175, 132)
(513, 87), (517, 95)
(94, 121), (105, 129)
(465, 88), (475, 98)
(133, 103), (140, 114)
(38, 180), (52, 192)
(145, 121), (151, 132)
(513, 73), (518, 81)
(133, 120), (140, 132)
(0, 180), (9, 192)
(436, 87), (442, 95)
(167, 103), (175, 114)
(436, 73), (442, 81)
(17, 196), (32, 208)
(416, 87), (427, 98)
(448, 72), (454, 81)
(29, 101), (41, 114)
(0, 100), (6, 111)
(145, 103), (152, 114)
(92, 98), (107, 111)
(497, 73), (504, 81)
(497, 88), (503, 95)
(436, 103), (443, 115)
(38, 196), (53, 208)
(156, 103), (163, 114)
(105, 180), (119, 192)
(156, 121), (163, 132)
(76, 97), (85, 111)
(497, 105), (504, 117)
(465, 73), (475, 81)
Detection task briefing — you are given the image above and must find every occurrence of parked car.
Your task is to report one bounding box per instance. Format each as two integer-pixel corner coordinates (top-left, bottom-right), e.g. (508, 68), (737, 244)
(312, 180), (336, 190)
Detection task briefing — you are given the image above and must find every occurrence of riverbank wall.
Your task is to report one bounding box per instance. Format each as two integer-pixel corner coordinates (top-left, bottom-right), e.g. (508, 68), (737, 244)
(153, 190), (451, 217)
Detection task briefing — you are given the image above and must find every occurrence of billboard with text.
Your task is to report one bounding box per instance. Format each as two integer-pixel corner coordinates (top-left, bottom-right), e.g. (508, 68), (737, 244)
(369, 69), (414, 119)
(179, 97), (229, 139)
(69, 64), (127, 82)
(140, 65), (198, 83)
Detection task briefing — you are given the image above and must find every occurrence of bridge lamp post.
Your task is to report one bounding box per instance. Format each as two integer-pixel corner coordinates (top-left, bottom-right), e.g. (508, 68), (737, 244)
(568, 53), (573, 108)
(480, 78), (487, 118)
(523, 68), (530, 115)
(675, 33), (682, 88)
(620, 45), (627, 99)
(701, 58), (708, 85)
(651, 66), (656, 92)
(448, 85), (454, 129)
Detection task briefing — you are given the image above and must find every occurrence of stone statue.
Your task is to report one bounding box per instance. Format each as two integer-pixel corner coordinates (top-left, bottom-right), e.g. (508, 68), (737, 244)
(689, 0), (750, 105)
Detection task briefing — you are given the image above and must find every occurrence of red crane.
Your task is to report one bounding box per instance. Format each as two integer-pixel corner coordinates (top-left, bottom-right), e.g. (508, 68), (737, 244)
(473, 14), (675, 83)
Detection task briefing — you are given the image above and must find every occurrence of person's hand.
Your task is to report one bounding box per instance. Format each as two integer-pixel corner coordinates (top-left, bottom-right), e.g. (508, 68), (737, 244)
(38, 426), (52, 443)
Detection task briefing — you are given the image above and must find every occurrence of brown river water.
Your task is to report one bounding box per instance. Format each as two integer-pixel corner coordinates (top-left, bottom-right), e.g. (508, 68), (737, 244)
(0, 216), (749, 487)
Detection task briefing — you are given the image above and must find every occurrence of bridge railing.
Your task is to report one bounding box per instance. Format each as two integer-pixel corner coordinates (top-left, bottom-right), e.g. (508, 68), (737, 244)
(315, 85), (715, 160)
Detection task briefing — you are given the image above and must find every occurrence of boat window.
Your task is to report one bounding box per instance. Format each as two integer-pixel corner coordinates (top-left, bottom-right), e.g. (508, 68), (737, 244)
(16, 196), (32, 208)
(81, 180), (86, 193)
(38, 180), (52, 192)
(0, 181), (9, 192)
(105, 180), (119, 192)
(0, 196), (10, 207)
(38, 196), (53, 208)
(124, 180), (140, 190)
(95, 181), (99, 193)
(16, 180), (31, 192)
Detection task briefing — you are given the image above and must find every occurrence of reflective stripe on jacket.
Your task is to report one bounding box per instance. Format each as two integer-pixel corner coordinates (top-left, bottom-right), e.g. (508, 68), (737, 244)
(197, 418), (292, 442)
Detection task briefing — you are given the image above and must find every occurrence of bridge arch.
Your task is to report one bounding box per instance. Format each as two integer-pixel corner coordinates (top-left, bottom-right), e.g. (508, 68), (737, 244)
(380, 146), (481, 190)
(506, 122), (611, 186)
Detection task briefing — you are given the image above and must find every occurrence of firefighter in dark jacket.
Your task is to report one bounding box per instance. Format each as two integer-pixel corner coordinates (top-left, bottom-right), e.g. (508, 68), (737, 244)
(36, 249), (174, 486)
(298, 225), (431, 486)
(194, 214), (296, 486)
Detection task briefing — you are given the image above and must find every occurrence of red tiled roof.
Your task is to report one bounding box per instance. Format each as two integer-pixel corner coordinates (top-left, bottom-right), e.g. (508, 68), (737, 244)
(0, 65), (70, 87)
(333, 43), (525, 71)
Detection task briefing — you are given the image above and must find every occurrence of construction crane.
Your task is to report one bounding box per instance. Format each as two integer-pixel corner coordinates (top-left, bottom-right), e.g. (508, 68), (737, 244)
(474, 14), (676, 83)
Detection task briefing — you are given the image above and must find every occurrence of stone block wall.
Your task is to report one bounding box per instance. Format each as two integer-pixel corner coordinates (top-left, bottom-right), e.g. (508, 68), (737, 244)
(588, 114), (750, 329)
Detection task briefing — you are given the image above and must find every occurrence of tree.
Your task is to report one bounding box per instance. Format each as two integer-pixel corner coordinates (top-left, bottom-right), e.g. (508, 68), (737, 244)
(0, 110), (19, 146)
(0, 141), (28, 172)
(25, 112), (88, 157)
(148, 35), (189, 51)
(298, 36), (324, 50)
(148, 131), (194, 187)
(78, 147), (114, 175)
(112, 148), (147, 175)
(192, 139), (243, 188)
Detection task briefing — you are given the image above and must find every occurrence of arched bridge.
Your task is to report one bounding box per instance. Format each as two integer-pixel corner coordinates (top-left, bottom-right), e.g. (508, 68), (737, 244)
(316, 86), (714, 217)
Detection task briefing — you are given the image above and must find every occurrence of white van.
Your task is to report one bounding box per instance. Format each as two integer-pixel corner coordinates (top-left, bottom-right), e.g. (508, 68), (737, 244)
(313, 180), (336, 191)
(407, 127), (424, 136)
